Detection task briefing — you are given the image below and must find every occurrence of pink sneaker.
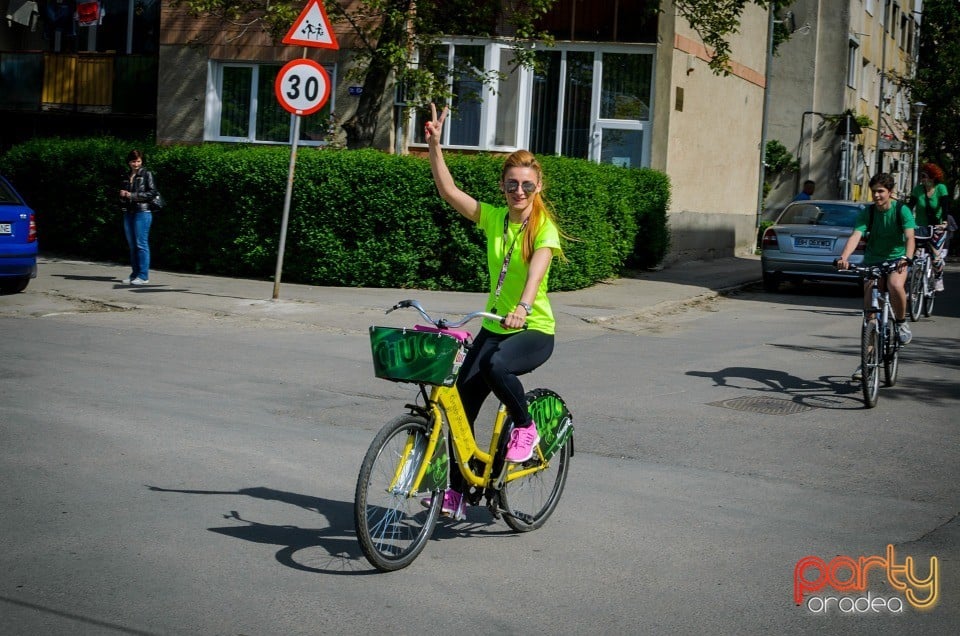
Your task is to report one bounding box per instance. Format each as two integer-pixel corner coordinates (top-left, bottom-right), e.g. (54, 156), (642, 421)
(421, 489), (465, 520)
(505, 422), (540, 463)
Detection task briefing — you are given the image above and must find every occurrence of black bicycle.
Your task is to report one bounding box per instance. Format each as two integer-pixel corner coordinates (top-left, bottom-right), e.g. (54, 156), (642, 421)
(907, 225), (945, 321)
(842, 260), (906, 407)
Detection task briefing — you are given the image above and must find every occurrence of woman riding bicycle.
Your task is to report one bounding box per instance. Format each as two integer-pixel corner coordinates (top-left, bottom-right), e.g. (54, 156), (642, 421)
(909, 162), (950, 292)
(425, 103), (564, 518)
(837, 173), (916, 379)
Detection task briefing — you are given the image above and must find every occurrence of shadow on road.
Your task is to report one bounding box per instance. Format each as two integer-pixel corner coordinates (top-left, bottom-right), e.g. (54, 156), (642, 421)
(686, 366), (863, 410)
(147, 485), (375, 575)
(146, 484), (507, 575)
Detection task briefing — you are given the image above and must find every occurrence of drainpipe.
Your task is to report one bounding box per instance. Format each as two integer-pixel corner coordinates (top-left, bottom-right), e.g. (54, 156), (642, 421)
(756, 7), (775, 230)
(126, 0), (134, 54)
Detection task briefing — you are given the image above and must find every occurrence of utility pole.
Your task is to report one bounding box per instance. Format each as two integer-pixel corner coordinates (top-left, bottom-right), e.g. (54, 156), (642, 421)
(875, 0), (889, 175)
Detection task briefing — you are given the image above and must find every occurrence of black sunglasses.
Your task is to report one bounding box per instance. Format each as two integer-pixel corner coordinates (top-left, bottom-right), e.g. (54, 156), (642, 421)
(504, 179), (538, 195)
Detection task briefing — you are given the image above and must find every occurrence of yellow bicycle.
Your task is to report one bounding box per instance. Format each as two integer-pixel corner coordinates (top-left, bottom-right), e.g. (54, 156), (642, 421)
(354, 300), (574, 571)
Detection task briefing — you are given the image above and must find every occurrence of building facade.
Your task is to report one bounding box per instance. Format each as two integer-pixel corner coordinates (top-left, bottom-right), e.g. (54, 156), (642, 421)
(0, 0), (160, 146)
(765, 0), (921, 209)
(2, 1), (776, 262)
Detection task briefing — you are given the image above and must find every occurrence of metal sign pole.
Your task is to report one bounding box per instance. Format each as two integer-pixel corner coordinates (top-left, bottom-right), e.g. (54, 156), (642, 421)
(272, 47), (311, 301)
(272, 113), (301, 300)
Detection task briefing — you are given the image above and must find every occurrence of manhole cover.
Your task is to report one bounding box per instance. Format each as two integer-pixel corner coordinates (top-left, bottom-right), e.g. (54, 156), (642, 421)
(708, 395), (813, 416)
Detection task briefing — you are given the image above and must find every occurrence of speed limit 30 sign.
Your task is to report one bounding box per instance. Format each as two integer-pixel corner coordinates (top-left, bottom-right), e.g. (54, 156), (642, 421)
(274, 59), (331, 116)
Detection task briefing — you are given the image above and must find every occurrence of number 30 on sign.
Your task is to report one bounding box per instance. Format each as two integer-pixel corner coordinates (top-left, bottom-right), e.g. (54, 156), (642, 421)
(274, 59), (331, 116)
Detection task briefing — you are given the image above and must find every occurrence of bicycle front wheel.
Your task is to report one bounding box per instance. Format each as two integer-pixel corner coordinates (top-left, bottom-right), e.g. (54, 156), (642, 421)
(907, 262), (924, 321)
(861, 319), (880, 408)
(354, 414), (442, 571)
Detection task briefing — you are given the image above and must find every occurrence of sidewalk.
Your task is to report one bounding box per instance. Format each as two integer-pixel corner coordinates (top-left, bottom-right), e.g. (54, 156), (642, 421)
(3, 255), (763, 327)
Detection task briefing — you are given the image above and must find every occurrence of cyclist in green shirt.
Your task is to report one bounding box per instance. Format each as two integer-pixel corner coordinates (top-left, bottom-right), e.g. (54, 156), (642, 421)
(909, 162), (950, 291)
(837, 173), (916, 379)
(425, 103), (564, 518)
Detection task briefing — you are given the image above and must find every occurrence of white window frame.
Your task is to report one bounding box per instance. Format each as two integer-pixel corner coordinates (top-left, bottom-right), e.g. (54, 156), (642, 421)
(204, 60), (337, 145)
(847, 37), (860, 89)
(407, 39), (655, 167)
(591, 48), (654, 168)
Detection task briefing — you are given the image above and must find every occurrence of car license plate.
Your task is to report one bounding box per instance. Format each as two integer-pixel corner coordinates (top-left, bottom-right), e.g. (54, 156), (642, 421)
(0, 223), (11, 235)
(794, 237), (832, 249)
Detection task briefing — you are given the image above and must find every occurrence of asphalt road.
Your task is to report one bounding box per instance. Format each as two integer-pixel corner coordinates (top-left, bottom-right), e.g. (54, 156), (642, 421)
(1, 269), (958, 635)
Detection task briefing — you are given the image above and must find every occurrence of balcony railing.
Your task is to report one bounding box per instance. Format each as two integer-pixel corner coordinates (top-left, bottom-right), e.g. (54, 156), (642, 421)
(0, 51), (157, 115)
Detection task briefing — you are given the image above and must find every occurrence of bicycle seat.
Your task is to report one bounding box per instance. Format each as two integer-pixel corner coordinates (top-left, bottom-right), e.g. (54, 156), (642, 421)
(414, 324), (472, 343)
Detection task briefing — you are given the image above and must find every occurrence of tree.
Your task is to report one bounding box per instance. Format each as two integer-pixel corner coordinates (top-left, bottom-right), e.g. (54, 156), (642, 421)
(901, 0), (960, 190)
(172, 0), (786, 149)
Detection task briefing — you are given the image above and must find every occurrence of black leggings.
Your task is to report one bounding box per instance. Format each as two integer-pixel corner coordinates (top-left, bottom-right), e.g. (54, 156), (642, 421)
(449, 327), (554, 492)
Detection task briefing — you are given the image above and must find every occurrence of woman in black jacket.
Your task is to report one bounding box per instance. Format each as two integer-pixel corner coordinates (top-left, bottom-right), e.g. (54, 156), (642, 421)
(119, 149), (157, 285)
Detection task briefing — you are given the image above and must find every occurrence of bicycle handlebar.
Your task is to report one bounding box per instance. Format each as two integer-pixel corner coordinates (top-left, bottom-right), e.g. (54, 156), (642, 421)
(386, 299), (526, 330)
(834, 258), (907, 279)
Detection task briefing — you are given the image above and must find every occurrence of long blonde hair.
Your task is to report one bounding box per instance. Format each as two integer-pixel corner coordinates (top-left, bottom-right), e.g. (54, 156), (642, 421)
(501, 150), (565, 262)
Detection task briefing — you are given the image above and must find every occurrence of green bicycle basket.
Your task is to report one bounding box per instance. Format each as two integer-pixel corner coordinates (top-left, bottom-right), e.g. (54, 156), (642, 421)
(369, 326), (467, 386)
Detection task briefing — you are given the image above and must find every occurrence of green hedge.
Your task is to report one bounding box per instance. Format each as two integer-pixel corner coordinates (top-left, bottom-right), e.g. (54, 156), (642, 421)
(0, 138), (670, 291)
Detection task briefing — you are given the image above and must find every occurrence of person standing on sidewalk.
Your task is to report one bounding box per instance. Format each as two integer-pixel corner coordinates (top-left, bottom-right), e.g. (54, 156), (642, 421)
(423, 103), (563, 518)
(794, 179), (815, 201)
(118, 149), (157, 285)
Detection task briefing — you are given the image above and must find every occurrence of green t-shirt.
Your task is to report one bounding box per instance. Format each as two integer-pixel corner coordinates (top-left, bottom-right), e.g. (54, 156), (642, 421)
(854, 201), (916, 265)
(478, 202), (561, 335)
(909, 182), (949, 226)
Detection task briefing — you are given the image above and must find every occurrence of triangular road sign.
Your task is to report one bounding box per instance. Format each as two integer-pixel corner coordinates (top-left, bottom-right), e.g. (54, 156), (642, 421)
(282, 0), (340, 50)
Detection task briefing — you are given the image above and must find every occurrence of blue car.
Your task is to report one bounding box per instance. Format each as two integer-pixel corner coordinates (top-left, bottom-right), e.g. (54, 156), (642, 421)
(0, 175), (38, 294)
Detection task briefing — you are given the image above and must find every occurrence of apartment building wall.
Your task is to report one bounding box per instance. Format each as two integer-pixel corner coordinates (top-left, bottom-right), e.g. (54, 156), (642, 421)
(154, 2), (773, 262)
(654, 4), (770, 260)
(156, 1), (388, 148)
(766, 0), (850, 206)
(764, 0), (919, 208)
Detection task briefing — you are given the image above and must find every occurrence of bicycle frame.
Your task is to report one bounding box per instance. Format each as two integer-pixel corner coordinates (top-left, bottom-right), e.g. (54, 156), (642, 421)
(862, 268), (895, 345)
(412, 384), (545, 491)
(385, 383), (553, 498)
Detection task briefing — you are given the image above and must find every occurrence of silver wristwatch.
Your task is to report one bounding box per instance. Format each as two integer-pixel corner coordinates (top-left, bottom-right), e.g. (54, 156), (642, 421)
(516, 301), (533, 314)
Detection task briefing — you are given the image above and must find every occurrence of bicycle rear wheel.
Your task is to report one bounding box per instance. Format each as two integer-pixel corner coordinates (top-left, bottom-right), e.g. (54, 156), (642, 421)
(501, 390), (573, 532)
(923, 272), (936, 317)
(907, 261), (924, 321)
(861, 319), (880, 408)
(354, 414), (442, 571)
(883, 323), (900, 387)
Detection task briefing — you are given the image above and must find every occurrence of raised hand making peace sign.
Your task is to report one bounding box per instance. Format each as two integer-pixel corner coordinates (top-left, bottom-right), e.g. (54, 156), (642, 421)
(424, 102), (449, 145)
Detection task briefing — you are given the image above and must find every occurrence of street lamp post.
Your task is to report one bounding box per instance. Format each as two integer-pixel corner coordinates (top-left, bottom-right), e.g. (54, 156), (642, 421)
(875, 0), (890, 175)
(756, 7), (775, 231)
(912, 101), (926, 189)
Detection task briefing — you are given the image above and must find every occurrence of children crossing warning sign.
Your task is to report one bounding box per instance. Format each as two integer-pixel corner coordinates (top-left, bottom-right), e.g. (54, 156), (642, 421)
(282, 0), (340, 50)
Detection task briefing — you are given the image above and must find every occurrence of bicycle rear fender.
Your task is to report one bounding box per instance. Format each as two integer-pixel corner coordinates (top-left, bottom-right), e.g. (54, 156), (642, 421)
(502, 389), (575, 484)
(528, 388), (575, 461)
